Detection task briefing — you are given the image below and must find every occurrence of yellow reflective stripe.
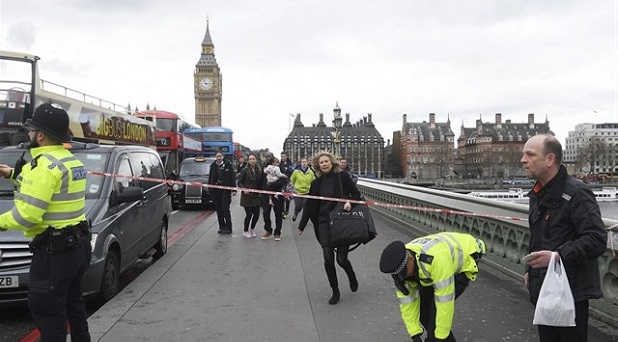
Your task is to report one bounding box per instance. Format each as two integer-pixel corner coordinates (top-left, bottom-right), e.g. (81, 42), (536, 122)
(433, 276), (454, 290)
(51, 192), (85, 201)
(10, 207), (36, 228)
(441, 233), (464, 273)
(44, 154), (70, 194)
(399, 291), (420, 304)
(15, 193), (49, 210)
(42, 208), (84, 221)
(435, 292), (455, 302)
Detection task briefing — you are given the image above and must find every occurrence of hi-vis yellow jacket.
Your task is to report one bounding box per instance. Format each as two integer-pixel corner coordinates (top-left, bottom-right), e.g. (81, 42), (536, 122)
(0, 145), (86, 238)
(397, 232), (483, 339)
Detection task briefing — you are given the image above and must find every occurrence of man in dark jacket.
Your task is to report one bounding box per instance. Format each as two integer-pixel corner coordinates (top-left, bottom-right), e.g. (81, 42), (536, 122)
(208, 151), (236, 234)
(521, 134), (606, 341)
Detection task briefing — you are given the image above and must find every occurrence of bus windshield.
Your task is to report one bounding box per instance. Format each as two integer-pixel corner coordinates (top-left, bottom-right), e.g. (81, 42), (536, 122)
(156, 118), (176, 132)
(185, 132), (232, 142)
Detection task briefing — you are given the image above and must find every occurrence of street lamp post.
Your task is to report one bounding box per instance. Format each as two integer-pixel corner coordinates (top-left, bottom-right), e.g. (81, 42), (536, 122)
(332, 105), (343, 158)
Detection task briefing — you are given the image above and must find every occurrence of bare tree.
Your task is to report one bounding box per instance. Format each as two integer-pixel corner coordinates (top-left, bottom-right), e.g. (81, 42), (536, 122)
(575, 139), (609, 174)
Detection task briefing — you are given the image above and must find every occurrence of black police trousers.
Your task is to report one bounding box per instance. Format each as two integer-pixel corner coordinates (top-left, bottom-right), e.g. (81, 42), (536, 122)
(419, 273), (470, 342)
(212, 189), (233, 232)
(28, 240), (91, 342)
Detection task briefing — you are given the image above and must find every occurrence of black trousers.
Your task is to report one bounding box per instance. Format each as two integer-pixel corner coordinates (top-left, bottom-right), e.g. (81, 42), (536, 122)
(293, 196), (307, 216)
(28, 240), (91, 342)
(212, 190), (232, 231)
(261, 194), (283, 235)
(418, 273), (470, 341)
(537, 300), (589, 342)
(322, 245), (354, 289)
(243, 206), (260, 232)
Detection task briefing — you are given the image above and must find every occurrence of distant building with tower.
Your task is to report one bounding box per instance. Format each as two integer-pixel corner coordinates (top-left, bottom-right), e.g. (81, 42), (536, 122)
(284, 104), (385, 178)
(194, 21), (222, 127)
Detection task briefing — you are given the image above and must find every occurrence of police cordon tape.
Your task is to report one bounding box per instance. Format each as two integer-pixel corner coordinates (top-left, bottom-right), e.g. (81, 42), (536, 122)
(88, 170), (527, 222)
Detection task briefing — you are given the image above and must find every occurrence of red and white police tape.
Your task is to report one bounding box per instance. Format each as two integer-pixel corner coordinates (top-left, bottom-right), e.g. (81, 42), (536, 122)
(87, 170), (527, 222)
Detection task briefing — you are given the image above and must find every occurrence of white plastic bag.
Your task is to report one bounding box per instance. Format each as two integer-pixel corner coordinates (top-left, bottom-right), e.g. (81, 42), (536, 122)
(533, 253), (576, 326)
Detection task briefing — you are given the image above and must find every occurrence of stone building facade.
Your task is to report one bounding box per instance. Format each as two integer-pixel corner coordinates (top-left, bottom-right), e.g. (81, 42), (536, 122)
(564, 122), (618, 175)
(283, 104), (385, 178)
(456, 113), (552, 179)
(400, 113), (456, 180)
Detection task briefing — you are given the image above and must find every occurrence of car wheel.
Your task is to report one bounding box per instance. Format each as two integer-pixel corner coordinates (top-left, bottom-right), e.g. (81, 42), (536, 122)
(153, 220), (168, 260)
(97, 251), (120, 305)
(171, 202), (179, 211)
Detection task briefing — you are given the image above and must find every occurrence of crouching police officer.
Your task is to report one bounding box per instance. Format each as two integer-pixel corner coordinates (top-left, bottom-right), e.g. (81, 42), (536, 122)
(379, 232), (486, 342)
(0, 103), (91, 342)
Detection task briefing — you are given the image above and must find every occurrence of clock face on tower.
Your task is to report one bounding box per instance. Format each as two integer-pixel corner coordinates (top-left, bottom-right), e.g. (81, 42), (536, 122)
(199, 77), (213, 90)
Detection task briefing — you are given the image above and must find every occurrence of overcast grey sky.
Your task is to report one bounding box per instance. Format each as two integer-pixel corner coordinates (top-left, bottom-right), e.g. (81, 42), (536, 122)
(1, 0), (616, 152)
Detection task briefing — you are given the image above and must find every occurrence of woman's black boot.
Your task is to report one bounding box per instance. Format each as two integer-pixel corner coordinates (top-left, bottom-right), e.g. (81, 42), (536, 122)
(328, 287), (340, 305)
(348, 271), (358, 292)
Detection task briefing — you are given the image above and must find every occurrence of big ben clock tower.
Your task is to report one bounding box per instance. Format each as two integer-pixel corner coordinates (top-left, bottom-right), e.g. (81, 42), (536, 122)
(194, 21), (222, 127)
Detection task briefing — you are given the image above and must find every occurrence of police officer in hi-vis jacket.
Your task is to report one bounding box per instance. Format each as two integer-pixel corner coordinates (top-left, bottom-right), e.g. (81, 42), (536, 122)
(0, 103), (91, 341)
(380, 232), (486, 342)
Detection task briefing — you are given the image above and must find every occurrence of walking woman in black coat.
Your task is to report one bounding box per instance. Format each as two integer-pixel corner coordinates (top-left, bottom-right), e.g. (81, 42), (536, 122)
(238, 153), (263, 238)
(297, 151), (361, 304)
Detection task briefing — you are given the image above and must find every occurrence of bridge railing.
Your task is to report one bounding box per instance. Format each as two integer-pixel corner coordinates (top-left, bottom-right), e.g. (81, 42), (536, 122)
(357, 179), (618, 325)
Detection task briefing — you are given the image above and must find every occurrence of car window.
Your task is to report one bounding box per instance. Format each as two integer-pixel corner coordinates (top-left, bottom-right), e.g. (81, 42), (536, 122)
(73, 152), (109, 197)
(130, 152), (160, 190)
(0, 150), (109, 198)
(115, 155), (133, 191)
(147, 153), (165, 181)
(180, 162), (211, 176)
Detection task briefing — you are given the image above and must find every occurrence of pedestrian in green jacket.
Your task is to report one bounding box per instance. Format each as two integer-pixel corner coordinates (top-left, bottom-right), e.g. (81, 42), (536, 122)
(289, 158), (315, 221)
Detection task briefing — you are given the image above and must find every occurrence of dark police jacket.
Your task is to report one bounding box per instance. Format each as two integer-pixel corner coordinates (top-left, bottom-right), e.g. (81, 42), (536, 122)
(208, 160), (236, 191)
(526, 165), (607, 304)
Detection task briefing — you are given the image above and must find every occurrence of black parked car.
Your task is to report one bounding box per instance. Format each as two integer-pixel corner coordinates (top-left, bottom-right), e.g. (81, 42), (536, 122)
(0, 143), (171, 306)
(170, 157), (215, 210)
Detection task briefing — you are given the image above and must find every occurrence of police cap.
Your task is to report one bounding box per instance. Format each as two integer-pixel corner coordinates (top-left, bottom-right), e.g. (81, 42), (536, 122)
(379, 240), (409, 275)
(25, 103), (72, 143)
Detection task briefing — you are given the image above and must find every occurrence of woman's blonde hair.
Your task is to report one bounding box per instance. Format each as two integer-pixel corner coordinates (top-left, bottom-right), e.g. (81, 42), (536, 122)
(311, 151), (339, 177)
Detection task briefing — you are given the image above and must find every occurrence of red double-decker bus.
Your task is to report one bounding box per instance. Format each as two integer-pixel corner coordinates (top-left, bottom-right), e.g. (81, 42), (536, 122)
(135, 110), (201, 177)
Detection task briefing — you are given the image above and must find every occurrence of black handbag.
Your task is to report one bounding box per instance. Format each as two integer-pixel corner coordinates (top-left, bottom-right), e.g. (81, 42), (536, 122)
(328, 174), (377, 251)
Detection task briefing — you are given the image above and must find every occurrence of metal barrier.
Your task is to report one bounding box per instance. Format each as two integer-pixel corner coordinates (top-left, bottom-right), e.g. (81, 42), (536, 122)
(358, 179), (618, 325)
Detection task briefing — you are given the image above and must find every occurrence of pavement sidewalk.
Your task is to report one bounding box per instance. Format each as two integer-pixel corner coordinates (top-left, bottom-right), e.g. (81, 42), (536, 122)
(88, 199), (319, 341)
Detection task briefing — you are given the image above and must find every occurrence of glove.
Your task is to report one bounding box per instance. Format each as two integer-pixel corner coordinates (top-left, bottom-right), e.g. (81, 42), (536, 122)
(411, 334), (423, 342)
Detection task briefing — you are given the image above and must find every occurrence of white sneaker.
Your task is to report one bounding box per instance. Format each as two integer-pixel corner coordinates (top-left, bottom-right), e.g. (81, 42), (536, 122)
(250, 229), (257, 237)
(242, 231), (251, 238)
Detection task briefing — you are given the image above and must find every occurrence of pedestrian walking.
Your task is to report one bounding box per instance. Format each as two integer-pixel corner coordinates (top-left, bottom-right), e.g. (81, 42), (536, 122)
(339, 157), (358, 184)
(289, 157), (315, 221)
(280, 152), (295, 218)
(208, 151), (236, 234)
(297, 151), (360, 304)
(0, 103), (92, 341)
(379, 232), (487, 342)
(235, 154), (247, 179)
(238, 153), (263, 238)
(521, 134), (606, 342)
(260, 152), (286, 241)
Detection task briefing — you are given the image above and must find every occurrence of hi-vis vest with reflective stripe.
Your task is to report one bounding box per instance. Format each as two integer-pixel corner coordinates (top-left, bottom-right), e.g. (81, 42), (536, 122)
(396, 232), (481, 339)
(0, 145), (86, 238)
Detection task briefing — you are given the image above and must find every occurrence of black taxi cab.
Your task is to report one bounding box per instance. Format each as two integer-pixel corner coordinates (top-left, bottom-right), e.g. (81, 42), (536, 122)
(170, 157), (216, 210)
